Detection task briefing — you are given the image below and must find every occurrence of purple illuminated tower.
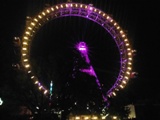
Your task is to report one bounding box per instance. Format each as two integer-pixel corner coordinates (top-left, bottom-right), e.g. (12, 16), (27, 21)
(75, 41), (108, 103)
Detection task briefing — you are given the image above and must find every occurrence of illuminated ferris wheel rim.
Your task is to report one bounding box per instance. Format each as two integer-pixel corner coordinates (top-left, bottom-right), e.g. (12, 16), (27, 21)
(21, 2), (133, 98)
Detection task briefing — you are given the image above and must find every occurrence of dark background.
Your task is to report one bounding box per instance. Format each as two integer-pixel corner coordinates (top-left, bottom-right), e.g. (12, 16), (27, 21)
(0, 0), (160, 119)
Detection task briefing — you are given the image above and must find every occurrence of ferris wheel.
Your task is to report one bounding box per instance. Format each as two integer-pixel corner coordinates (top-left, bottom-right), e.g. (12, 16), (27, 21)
(21, 2), (134, 106)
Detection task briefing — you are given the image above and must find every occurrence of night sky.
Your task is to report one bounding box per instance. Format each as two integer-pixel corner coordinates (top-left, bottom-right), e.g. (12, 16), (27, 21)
(0, 0), (160, 111)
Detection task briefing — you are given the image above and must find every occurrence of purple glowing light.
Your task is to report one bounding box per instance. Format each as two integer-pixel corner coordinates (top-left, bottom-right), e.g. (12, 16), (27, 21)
(76, 41), (90, 63)
(89, 7), (93, 11)
(80, 66), (96, 77)
(76, 42), (88, 53)
(79, 47), (86, 51)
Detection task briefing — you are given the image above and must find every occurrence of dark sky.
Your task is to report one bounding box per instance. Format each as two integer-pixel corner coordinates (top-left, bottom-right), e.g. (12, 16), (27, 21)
(0, 0), (160, 106)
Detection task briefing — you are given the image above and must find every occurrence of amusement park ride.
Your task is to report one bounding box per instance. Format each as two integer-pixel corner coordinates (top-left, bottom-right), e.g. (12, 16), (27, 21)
(13, 0), (137, 119)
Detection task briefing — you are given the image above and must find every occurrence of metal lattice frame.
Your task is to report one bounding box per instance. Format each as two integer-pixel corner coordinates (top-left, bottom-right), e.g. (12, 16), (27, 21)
(21, 2), (133, 98)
